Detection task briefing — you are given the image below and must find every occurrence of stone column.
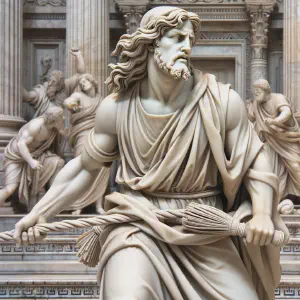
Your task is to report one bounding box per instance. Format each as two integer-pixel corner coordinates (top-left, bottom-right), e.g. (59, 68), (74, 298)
(66, 0), (110, 97)
(246, 1), (276, 87)
(283, 0), (300, 111)
(116, 0), (149, 34)
(0, 0), (25, 152)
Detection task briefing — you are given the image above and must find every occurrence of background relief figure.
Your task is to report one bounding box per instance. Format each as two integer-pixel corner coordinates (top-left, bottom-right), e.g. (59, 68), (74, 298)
(247, 79), (300, 212)
(63, 73), (110, 214)
(0, 106), (65, 211)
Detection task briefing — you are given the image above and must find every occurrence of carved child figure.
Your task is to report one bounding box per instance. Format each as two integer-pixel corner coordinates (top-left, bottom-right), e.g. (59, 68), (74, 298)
(63, 74), (110, 214)
(247, 79), (300, 201)
(0, 106), (65, 210)
(14, 7), (288, 300)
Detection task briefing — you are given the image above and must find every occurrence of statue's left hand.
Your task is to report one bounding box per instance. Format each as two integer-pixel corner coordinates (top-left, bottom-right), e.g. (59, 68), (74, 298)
(246, 214), (274, 246)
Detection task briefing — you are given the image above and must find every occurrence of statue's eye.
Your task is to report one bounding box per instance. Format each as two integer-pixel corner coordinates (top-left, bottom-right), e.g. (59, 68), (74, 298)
(178, 35), (185, 43)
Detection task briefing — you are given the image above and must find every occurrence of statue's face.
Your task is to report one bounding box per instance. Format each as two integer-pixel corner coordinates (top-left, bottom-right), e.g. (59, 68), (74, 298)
(154, 20), (195, 80)
(253, 87), (267, 103)
(47, 75), (61, 99)
(79, 77), (93, 93)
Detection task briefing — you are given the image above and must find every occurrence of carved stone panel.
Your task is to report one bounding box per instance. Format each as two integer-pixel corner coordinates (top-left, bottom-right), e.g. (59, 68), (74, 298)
(23, 39), (66, 120)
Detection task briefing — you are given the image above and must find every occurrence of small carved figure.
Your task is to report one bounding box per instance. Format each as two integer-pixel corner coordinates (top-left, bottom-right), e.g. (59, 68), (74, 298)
(0, 106), (65, 211)
(23, 47), (85, 117)
(15, 7), (288, 300)
(247, 79), (300, 201)
(40, 55), (52, 84)
(63, 74), (110, 214)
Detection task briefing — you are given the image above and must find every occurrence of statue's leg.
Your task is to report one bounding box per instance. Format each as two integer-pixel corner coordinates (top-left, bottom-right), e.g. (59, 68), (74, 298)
(0, 183), (19, 206)
(0, 162), (22, 206)
(100, 231), (171, 300)
(48, 157), (65, 186)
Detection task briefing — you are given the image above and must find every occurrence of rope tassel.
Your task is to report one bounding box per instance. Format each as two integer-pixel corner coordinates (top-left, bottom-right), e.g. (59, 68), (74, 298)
(0, 203), (287, 268)
(76, 226), (103, 267)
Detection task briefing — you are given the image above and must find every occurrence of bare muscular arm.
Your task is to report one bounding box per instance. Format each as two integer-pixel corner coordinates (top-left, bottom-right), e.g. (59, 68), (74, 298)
(225, 89), (274, 246)
(23, 88), (38, 103)
(14, 93), (119, 245)
(18, 119), (44, 170)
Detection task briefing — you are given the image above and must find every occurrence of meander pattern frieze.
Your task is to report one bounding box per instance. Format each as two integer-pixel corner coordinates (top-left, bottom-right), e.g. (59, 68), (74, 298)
(0, 286), (99, 299)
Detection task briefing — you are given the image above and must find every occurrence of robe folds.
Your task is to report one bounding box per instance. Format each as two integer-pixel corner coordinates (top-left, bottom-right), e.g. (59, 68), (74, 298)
(4, 125), (62, 207)
(250, 97), (300, 199)
(67, 97), (111, 211)
(95, 71), (288, 300)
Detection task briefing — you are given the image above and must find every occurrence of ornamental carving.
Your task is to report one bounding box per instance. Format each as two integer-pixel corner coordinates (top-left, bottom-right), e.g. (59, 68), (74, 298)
(23, 0), (66, 6)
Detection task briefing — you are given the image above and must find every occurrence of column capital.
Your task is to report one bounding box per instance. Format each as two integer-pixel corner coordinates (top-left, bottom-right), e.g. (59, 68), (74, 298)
(115, 0), (150, 34)
(245, 1), (276, 14)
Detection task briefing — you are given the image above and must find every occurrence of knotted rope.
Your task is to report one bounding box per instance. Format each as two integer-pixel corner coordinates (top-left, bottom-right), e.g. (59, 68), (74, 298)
(0, 204), (286, 267)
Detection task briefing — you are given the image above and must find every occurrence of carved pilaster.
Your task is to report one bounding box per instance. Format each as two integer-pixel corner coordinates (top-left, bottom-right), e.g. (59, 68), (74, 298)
(116, 0), (149, 34)
(283, 0), (300, 111)
(0, 0), (26, 153)
(246, 1), (275, 86)
(66, 0), (109, 97)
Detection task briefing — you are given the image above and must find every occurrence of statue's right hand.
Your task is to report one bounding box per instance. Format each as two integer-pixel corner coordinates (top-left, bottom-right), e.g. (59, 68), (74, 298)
(14, 213), (47, 246)
(30, 159), (44, 170)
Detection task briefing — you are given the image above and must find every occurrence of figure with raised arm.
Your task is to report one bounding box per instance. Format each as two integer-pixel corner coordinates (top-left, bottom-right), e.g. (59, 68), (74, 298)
(247, 79), (300, 202)
(14, 7), (288, 300)
(23, 47), (85, 117)
(0, 106), (65, 210)
(63, 73), (110, 214)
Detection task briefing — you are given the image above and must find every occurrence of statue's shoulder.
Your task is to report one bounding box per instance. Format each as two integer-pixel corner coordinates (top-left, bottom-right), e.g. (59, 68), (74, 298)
(271, 93), (290, 107)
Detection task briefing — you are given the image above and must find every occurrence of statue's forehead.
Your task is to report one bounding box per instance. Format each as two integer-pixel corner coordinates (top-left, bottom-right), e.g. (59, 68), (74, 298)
(166, 21), (194, 35)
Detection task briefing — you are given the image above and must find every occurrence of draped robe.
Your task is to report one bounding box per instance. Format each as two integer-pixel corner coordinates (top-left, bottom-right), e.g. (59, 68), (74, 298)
(248, 95), (300, 199)
(94, 72), (286, 300)
(66, 97), (111, 211)
(4, 120), (63, 207)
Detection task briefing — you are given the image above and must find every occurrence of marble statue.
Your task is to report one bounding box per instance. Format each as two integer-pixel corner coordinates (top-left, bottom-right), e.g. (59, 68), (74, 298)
(0, 106), (65, 211)
(23, 47), (85, 117)
(14, 7), (288, 300)
(247, 79), (300, 202)
(40, 55), (52, 84)
(63, 73), (110, 214)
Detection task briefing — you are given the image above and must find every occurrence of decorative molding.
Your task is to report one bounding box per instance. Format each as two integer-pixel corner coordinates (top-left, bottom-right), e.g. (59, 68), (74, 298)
(0, 284), (99, 299)
(116, 1), (149, 34)
(23, 0), (66, 6)
(23, 13), (66, 20)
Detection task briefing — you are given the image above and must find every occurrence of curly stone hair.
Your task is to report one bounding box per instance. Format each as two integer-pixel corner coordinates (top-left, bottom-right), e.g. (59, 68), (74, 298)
(105, 7), (201, 93)
(50, 70), (65, 91)
(79, 73), (99, 94)
(253, 79), (272, 94)
(43, 106), (64, 124)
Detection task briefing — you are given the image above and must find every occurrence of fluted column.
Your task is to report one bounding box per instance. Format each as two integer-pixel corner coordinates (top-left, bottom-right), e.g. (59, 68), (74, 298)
(284, 0), (300, 111)
(66, 0), (110, 97)
(116, 0), (149, 34)
(246, 2), (275, 87)
(0, 0), (25, 152)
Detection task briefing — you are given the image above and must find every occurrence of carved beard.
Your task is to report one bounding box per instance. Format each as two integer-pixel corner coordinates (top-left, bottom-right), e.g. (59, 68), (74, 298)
(46, 84), (58, 100)
(154, 48), (191, 81)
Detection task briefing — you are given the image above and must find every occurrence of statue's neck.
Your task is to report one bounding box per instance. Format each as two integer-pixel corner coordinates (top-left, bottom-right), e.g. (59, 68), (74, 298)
(144, 54), (193, 109)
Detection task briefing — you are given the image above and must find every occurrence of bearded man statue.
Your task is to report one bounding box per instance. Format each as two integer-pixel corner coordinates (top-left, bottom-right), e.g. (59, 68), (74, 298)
(14, 7), (288, 300)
